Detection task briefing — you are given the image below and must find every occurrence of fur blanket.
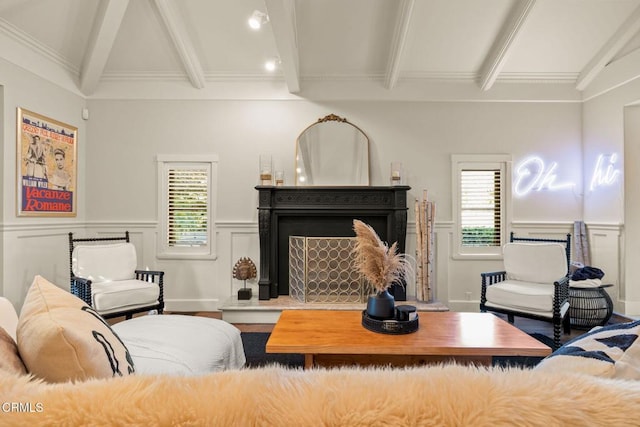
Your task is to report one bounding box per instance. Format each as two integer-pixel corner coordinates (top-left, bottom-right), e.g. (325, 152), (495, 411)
(2, 364), (640, 426)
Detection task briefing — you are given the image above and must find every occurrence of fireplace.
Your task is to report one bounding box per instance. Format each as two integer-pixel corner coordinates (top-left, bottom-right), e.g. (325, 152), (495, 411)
(256, 185), (410, 301)
(289, 236), (372, 303)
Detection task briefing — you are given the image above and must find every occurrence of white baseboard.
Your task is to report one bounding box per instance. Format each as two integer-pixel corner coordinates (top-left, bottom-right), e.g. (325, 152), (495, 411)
(446, 300), (480, 312)
(619, 300), (640, 318)
(221, 310), (282, 324)
(164, 299), (220, 312)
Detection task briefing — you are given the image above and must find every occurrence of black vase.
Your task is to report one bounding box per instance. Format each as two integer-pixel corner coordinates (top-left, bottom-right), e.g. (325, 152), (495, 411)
(366, 289), (395, 320)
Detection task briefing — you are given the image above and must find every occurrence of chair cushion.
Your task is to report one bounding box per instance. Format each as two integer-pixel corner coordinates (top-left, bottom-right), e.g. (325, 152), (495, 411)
(112, 314), (246, 374)
(16, 275), (135, 383)
(72, 243), (137, 283)
(92, 279), (159, 312)
(503, 243), (567, 283)
(569, 278), (602, 288)
(535, 320), (640, 380)
(0, 326), (27, 376)
(485, 279), (554, 313)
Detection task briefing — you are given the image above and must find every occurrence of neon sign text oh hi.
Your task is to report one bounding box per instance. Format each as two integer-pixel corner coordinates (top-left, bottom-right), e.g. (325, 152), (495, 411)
(514, 156), (574, 197)
(514, 154), (621, 197)
(589, 154), (620, 191)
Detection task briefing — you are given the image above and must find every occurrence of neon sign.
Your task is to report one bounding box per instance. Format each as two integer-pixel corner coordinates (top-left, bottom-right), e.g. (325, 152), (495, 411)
(514, 156), (574, 197)
(514, 154), (621, 197)
(589, 153), (620, 191)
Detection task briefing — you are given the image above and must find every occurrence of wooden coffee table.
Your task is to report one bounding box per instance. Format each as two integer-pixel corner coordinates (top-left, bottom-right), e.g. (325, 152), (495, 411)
(266, 310), (551, 368)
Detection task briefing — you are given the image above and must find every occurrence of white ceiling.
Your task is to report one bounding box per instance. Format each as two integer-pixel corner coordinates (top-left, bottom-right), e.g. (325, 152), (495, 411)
(1, 0), (640, 100)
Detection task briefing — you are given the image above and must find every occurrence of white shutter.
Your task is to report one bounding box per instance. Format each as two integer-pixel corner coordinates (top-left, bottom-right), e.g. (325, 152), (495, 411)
(167, 167), (209, 247)
(460, 169), (501, 247)
(157, 154), (218, 260)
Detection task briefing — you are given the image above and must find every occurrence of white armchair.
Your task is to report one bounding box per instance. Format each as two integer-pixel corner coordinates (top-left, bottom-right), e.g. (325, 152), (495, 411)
(69, 232), (164, 319)
(480, 234), (571, 349)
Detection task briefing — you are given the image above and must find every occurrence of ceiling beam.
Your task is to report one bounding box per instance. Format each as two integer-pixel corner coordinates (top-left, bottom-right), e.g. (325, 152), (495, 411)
(265, 0), (300, 93)
(152, 0), (205, 89)
(576, 4), (640, 91)
(478, 0), (536, 91)
(384, 0), (415, 90)
(79, 0), (129, 95)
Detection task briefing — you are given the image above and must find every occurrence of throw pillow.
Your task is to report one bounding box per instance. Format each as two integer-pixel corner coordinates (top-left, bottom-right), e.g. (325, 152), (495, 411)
(535, 320), (640, 379)
(17, 275), (134, 383)
(0, 326), (27, 376)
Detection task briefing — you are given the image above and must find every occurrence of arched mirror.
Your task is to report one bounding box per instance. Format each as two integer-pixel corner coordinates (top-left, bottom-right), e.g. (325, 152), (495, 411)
(295, 114), (370, 186)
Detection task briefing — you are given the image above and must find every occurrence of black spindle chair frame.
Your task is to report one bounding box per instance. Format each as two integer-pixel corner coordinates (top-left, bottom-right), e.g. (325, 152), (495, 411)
(480, 232), (571, 350)
(68, 231), (164, 319)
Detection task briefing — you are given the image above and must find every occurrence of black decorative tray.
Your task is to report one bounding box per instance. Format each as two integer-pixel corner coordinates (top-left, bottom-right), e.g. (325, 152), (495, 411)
(361, 310), (419, 335)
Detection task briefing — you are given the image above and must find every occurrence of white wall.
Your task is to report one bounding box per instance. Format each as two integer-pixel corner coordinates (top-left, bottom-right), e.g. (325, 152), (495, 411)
(0, 58), (625, 315)
(0, 58), (86, 307)
(85, 99), (584, 311)
(583, 78), (640, 315)
(85, 100), (584, 223)
(624, 104), (640, 314)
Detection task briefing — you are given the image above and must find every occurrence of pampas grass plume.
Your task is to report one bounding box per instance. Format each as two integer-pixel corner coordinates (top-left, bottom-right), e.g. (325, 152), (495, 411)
(352, 219), (409, 293)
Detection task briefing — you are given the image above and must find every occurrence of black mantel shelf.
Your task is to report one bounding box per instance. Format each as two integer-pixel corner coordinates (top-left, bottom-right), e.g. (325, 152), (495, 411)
(256, 185), (411, 301)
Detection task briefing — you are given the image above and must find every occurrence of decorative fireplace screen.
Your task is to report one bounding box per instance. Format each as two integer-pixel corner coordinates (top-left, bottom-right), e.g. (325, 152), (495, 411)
(289, 236), (372, 303)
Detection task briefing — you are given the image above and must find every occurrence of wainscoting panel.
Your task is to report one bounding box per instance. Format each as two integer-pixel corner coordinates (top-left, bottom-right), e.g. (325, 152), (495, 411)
(2, 223), (86, 308)
(84, 223), (226, 312)
(224, 222), (260, 297)
(1, 220), (624, 316)
(587, 224), (621, 312)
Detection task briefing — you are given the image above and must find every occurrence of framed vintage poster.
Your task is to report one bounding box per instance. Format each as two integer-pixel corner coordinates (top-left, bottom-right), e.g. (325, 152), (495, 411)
(17, 108), (77, 217)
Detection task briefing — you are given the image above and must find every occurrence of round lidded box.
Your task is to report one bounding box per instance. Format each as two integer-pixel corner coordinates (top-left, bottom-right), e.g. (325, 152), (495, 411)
(361, 309), (419, 335)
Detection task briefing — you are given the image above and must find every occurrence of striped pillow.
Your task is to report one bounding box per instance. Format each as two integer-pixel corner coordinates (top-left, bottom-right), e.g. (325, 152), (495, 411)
(535, 320), (640, 379)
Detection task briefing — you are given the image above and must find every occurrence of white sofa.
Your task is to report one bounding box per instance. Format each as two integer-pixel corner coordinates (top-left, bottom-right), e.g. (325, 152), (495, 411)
(1, 276), (245, 380)
(111, 314), (246, 375)
(3, 278), (640, 426)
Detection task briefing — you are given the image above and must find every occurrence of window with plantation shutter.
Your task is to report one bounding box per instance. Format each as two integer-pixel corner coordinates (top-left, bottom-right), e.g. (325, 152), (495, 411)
(157, 155), (218, 260)
(460, 170), (500, 247)
(167, 168), (208, 247)
(452, 155), (510, 259)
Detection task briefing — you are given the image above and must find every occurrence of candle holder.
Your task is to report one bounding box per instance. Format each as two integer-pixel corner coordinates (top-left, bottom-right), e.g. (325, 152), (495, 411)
(259, 154), (273, 185)
(390, 161), (404, 186)
(275, 170), (284, 186)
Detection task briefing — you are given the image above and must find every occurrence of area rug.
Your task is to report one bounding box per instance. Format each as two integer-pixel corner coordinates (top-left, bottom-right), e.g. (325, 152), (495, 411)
(491, 333), (553, 368)
(241, 332), (304, 368)
(529, 332), (556, 349)
(241, 332), (554, 368)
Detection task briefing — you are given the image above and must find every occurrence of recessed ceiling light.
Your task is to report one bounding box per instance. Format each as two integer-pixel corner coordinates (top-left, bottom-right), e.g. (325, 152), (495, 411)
(265, 57), (280, 72)
(248, 10), (269, 30)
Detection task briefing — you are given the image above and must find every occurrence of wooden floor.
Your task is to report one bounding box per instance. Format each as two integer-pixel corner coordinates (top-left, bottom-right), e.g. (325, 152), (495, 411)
(493, 312), (631, 345)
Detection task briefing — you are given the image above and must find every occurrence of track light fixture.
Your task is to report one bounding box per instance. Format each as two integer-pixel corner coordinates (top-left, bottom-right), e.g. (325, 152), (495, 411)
(248, 10), (269, 30)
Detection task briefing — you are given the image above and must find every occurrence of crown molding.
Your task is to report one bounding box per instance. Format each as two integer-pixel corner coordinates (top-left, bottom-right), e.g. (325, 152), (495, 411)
(0, 17), (77, 76)
(87, 75), (582, 102)
(497, 72), (579, 84)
